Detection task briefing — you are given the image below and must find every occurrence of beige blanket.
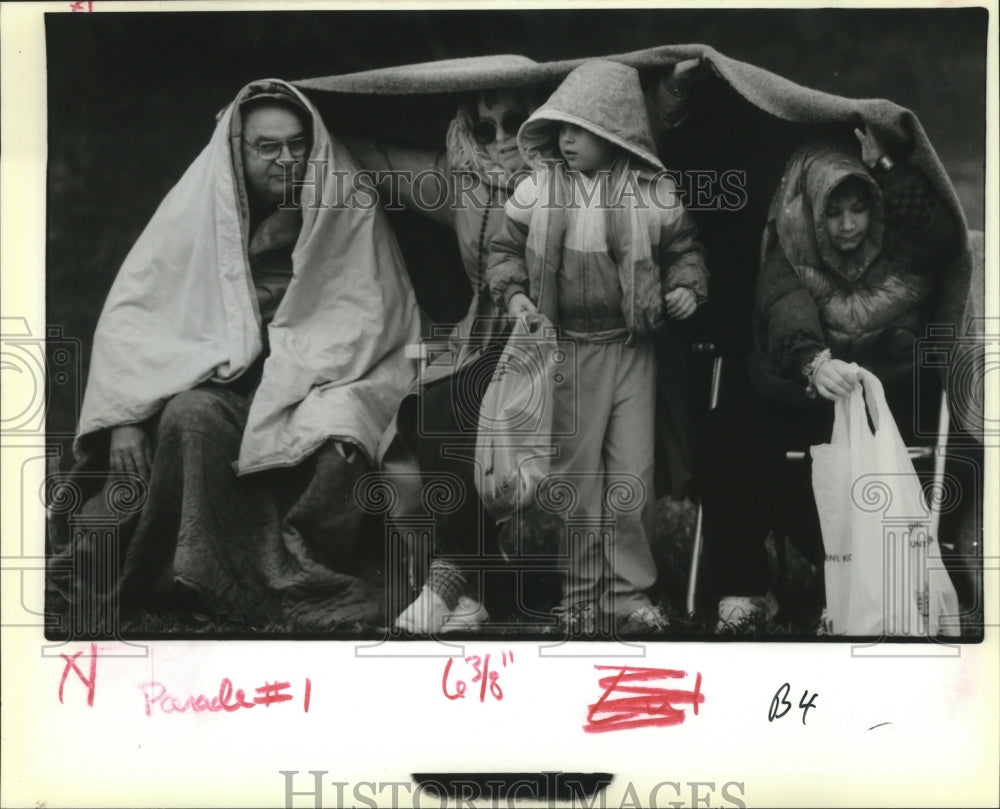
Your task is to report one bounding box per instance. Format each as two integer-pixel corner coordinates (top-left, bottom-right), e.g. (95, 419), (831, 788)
(75, 79), (421, 471)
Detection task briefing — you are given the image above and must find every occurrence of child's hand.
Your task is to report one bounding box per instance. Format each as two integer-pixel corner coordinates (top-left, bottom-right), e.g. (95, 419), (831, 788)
(813, 358), (859, 401)
(854, 125), (888, 169)
(507, 292), (538, 320)
(664, 287), (698, 320)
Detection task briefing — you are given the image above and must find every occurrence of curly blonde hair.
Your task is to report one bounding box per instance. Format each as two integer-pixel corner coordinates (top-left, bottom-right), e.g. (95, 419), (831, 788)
(444, 89), (540, 187)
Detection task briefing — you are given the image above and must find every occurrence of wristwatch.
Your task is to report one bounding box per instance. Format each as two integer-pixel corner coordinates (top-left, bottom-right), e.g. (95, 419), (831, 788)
(874, 154), (895, 173)
(661, 76), (685, 99)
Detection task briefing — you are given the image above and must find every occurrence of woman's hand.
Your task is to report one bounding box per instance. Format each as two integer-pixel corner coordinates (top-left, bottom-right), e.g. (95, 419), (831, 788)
(507, 292), (538, 320)
(109, 424), (152, 480)
(854, 125), (888, 169)
(813, 358), (859, 401)
(664, 287), (698, 320)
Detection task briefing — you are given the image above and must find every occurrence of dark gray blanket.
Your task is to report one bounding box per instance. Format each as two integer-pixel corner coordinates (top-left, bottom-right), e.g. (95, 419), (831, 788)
(50, 385), (379, 633)
(297, 45), (982, 437)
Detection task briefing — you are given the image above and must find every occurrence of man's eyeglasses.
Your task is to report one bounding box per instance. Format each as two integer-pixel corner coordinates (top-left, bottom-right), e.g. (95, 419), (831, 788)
(243, 137), (310, 161)
(471, 112), (529, 146)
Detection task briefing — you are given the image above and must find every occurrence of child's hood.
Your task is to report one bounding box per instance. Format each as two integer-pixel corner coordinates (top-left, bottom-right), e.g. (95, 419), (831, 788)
(517, 60), (665, 172)
(771, 141), (885, 283)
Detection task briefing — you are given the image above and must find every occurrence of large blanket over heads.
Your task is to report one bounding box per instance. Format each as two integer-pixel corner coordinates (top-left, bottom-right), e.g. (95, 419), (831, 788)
(75, 79), (421, 471)
(297, 45), (982, 437)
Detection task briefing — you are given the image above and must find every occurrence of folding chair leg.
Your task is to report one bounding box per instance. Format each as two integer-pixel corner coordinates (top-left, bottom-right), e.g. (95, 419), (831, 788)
(686, 505), (706, 616)
(686, 354), (722, 617)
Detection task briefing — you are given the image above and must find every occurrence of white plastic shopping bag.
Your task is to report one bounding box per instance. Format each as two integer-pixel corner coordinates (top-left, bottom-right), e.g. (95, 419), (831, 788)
(811, 368), (959, 637)
(475, 313), (557, 522)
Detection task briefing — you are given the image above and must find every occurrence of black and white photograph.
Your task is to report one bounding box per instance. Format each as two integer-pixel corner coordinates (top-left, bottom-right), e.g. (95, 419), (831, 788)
(37, 4), (988, 641)
(1, 2), (996, 807)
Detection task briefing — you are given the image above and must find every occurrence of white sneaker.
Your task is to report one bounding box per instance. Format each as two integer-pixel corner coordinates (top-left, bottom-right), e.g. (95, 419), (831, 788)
(394, 585), (452, 634)
(716, 591), (779, 634)
(440, 596), (490, 633)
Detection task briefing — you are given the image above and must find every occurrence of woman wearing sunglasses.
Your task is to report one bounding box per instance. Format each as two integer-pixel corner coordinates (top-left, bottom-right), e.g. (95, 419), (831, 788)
(346, 88), (535, 352)
(342, 86), (543, 634)
(345, 63), (703, 634)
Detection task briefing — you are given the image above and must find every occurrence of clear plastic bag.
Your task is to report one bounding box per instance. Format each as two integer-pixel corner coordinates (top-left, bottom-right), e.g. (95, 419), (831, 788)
(474, 314), (557, 523)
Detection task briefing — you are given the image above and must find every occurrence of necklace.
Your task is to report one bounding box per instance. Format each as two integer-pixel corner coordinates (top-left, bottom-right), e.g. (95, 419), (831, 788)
(475, 186), (497, 315)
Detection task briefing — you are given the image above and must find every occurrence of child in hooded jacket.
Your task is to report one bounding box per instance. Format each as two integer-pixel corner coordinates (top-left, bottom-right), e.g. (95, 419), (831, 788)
(487, 60), (709, 634)
(697, 127), (961, 632)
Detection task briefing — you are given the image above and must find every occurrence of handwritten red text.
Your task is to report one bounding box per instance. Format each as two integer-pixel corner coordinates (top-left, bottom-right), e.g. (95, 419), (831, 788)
(58, 643), (98, 707)
(585, 666), (704, 733)
(442, 650), (514, 703)
(139, 677), (311, 717)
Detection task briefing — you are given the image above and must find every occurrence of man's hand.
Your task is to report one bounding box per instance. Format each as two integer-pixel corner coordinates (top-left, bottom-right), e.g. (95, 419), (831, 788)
(109, 424), (152, 480)
(651, 58), (710, 123)
(854, 125), (888, 169)
(664, 287), (698, 320)
(666, 58), (710, 93)
(813, 358), (859, 401)
(507, 292), (538, 320)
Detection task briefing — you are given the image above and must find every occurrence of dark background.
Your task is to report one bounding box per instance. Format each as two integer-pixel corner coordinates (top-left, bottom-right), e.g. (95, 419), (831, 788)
(46, 7), (987, 464)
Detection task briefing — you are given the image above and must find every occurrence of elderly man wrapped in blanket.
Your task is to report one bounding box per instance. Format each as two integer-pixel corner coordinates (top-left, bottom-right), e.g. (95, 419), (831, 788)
(52, 79), (420, 631)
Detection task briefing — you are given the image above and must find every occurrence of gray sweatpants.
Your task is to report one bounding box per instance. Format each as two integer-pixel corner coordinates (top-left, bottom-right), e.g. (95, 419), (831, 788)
(550, 335), (658, 617)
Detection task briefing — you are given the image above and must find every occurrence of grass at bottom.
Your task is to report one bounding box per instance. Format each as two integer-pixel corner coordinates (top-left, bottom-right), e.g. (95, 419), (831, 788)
(46, 497), (981, 640)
